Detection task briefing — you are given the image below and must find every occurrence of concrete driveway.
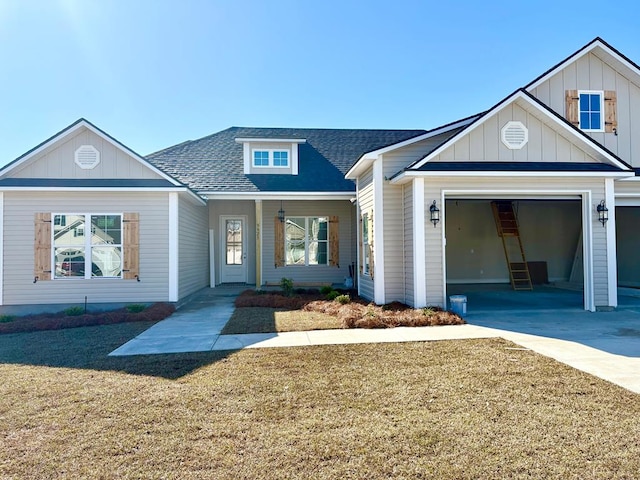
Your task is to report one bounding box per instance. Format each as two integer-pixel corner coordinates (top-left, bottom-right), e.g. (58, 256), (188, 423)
(464, 287), (640, 358)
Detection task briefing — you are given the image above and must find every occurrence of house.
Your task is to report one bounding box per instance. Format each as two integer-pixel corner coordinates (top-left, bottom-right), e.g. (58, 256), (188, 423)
(0, 37), (638, 314)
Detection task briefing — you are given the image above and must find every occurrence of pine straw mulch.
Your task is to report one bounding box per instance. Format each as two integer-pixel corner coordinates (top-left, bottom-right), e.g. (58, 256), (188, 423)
(234, 290), (464, 329)
(0, 303), (176, 335)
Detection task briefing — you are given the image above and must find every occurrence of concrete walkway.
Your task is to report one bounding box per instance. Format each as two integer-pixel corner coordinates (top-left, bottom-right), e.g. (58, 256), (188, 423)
(109, 287), (640, 395)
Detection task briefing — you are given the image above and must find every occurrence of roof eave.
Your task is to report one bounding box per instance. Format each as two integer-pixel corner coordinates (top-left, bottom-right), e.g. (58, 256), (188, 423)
(389, 169), (633, 184)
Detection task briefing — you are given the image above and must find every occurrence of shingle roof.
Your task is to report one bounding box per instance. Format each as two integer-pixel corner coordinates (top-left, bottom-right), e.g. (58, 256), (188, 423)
(145, 127), (426, 193)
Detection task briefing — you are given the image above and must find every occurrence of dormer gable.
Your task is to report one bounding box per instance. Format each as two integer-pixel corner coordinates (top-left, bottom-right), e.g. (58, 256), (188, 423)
(234, 137), (306, 175)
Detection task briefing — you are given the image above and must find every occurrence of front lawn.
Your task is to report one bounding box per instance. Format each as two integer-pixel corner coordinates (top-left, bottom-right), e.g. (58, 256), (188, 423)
(0, 324), (638, 479)
(221, 307), (342, 334)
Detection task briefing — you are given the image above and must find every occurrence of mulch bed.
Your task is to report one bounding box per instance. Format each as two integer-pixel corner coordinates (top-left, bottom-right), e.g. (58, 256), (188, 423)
(235, 290), (464, 328)
(0, 303), (176, 335)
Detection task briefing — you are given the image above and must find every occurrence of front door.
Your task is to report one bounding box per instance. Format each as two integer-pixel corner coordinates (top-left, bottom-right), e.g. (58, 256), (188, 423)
(220, 216), (247, 283)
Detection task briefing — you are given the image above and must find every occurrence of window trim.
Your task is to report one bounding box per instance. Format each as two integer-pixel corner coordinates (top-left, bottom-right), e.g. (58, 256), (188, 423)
(284, 216), (329, 266)
(252, 148), (290, 168)
(52, 212), (124, 280)
(578, 90), (605, 132)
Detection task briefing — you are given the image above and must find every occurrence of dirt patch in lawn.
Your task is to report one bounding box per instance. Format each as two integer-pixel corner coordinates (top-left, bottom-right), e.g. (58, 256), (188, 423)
(0, 302), (175, 335)
(234, 289), (464, 330)
(222, 307), (342, 334)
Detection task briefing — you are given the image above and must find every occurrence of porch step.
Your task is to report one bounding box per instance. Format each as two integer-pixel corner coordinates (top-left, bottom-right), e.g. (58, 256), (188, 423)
(491, 201), (533, 291)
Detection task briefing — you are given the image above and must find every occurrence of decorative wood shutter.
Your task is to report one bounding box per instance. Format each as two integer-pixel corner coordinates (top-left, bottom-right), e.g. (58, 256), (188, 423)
(604, 90), (617, 133)
(565, 90), (579, 127)
(368, 209), (374, 279)
(274, 217), (284, 267)
(123, 213), (140, 280)
(329, 215), (339, 267)
(34, 213), (51, 281)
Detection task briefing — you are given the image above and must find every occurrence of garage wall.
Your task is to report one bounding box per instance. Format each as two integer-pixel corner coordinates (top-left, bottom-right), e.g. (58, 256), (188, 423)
(445, 200), (581, 283)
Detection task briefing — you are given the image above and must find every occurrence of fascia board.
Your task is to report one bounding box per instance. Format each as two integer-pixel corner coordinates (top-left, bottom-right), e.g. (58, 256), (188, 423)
(390, 170), (633, 184)
(202, 191), (355, 201)
(234, 138), (307, 144)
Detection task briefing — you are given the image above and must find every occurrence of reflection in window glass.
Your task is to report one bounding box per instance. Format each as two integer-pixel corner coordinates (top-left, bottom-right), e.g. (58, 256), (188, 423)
(226, 220), (243, 265)
(285, 217), (328, 266)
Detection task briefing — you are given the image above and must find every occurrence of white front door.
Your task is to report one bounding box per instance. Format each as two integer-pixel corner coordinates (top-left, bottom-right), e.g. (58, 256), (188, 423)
(220, 216), (248, 283)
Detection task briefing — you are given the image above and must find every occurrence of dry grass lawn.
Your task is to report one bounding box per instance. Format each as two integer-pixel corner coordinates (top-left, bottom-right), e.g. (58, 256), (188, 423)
(0, 322), (639, 479)
(222, 307), (342, 334)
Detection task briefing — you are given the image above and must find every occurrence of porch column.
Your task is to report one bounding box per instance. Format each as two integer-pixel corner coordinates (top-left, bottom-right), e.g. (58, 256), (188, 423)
(605, 178), (618, 307)
(255, 199), (262, 288)
(412, 178), (427, 307)
(168, 192), (179, 302)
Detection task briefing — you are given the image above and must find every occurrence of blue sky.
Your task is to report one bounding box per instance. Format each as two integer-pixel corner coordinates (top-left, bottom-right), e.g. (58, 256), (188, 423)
(1, 0), (639, 165)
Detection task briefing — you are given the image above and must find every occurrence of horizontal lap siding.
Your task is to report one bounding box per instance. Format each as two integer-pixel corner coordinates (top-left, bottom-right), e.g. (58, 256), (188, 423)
(178, 196), (209, 299)
(4, 191), (170, 305)
(424, 177), (609, 307)
(262, 200), (354, 286)
(358, 168), (374, 300)
(530, 52), (640, 167)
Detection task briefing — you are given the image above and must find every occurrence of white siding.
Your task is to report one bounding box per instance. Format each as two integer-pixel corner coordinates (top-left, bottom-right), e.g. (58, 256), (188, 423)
(178, 196), (209, 299)
(261, 200), (354, 286)
(432, 103), (600, 163)
(421, 177), (609, 308)
(8, 127), (164, 180)
(530, 52), (640, 167)
(4, 191), (170, 305)
(357, 167), (374, 300)
(208, 200), (257, 285)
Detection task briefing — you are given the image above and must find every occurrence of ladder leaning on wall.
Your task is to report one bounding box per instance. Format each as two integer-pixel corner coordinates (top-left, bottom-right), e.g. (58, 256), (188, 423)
(491, 201), (533, 291)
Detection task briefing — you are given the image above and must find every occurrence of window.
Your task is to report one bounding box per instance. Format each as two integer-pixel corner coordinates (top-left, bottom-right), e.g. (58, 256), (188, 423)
(252, 149), (289, 168)
(362, 213), (370, 275)
(53, 214), (123, 278)
(578, 91), (603, 131)
(225, 219), (243, 265)
(285, 217), (328, 266)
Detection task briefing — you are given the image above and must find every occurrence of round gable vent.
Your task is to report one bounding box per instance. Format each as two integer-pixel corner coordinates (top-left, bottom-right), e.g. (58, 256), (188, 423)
(75, 145), (101, 169)
(501, 121), (528, 150)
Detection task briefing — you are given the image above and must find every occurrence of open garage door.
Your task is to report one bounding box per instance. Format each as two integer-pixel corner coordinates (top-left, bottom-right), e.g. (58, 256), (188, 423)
(616, 206), (640, 288)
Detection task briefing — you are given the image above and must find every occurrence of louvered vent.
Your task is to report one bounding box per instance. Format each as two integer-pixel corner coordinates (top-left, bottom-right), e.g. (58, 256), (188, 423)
(74, 145), (101, 169)
(501, 121), (528, 150)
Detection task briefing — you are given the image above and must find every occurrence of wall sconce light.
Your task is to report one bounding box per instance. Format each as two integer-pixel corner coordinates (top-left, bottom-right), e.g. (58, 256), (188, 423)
(429, 200), (440, 227)
(278, 200), (285, 223)
(596, 200), (608, 227)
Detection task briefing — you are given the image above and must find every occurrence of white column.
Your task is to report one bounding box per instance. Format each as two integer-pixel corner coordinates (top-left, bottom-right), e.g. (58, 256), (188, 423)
(168, 192), (179, 302)
(255, 199), (262, 288)
(0, 193), (4, 306)
(605, 178), (618, 307)
(373, 158), (385, 305)
(412, 179), (426, 307)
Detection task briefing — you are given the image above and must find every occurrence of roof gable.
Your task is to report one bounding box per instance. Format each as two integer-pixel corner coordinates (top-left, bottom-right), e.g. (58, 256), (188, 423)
(0, 119), (183, 187)
(408, 89), (631, 173)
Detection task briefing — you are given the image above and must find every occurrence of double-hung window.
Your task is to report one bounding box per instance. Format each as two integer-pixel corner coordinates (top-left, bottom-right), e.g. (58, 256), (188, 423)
(285, 217), (328, 266)
(362, 213), (370, 275)
(253, 149), (289, 168)
(578, 91), (604, 131)
(53, 214), (123, 278)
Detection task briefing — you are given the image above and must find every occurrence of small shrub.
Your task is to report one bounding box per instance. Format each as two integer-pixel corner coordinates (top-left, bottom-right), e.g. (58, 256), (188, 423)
(319, 285), (334, 295)
(335, 294), (351, 305)
(326, 291), (340, 301)
(422, 307), (436, 316)
(280, 278), (294, 297)
(0, 315), (15, 323)
(126, 304), (147, 313)
(63, 306), (84, 317)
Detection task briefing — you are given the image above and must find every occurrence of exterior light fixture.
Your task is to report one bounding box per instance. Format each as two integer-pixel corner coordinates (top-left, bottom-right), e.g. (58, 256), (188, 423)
(596, 200), (608, 226)
(429, 200), (440, 227)
(278, 201), (285, 223)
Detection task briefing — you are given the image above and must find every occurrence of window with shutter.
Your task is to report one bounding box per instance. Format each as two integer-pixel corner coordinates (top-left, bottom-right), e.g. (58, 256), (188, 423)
(34, 213), (52, 281)
(123, 213), (139, 280)
(329, 216), (339, 267)
(274, 216), (285, 267)
(566, 90), (616, 133)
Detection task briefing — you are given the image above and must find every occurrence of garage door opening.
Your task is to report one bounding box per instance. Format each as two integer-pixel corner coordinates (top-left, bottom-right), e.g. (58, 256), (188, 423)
(444, 198), (584, 312)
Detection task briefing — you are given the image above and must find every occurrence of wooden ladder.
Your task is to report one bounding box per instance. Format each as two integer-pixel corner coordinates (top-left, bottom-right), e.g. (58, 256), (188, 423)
(491, 201), (533, 291)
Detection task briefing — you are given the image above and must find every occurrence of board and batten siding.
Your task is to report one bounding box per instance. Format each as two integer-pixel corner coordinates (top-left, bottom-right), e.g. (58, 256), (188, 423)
(431, 103), (600, 164)
(178, 196), (209, 299)
(422, 176), (610, 307)
(357, 167), (374, 300)
(9, 126), (164, 180)
(208, 200), (257, 285)
(4, 191), (171, 305)
(529, 52), (640, 167)
(262, 200), (354, 286)
(403, 184), (414, 307)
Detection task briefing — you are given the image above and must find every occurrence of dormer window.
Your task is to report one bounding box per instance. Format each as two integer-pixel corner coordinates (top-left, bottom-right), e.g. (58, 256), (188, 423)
(237, 137), (305, 175)
(252, 149), (289, 168)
